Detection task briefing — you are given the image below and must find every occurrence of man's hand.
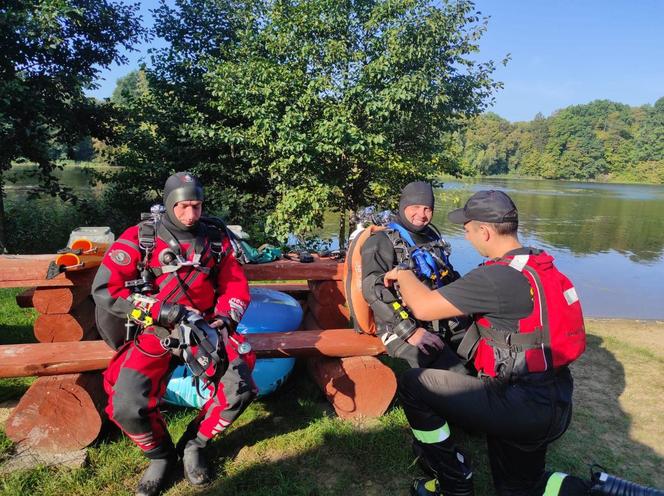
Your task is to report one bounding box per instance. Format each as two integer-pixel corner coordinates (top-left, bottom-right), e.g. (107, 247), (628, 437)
(383, 267), (399, 287)
(407, 327), (444, 354)
(209, 319), (226, 329)
(210, 315), (237, 333)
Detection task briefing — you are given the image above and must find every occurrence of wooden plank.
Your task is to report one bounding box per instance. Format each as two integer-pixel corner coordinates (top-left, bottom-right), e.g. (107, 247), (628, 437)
(1, 254), (341, 287)
(243, 257), (343, 281)
(15, 288), (35, 308)
(250, 282), (310, 296)
(0, 255), (98, 288)
(0, 330), (385, 378)
(0, 255), (54, 283)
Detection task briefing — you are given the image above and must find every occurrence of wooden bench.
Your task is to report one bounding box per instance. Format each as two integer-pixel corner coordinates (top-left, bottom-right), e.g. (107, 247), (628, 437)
(0, 255), (395, 453)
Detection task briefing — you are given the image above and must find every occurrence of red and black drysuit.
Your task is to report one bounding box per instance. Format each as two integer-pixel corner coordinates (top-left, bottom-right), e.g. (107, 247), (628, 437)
(399, 248), (588, 496)
(92, 219), (256, 459)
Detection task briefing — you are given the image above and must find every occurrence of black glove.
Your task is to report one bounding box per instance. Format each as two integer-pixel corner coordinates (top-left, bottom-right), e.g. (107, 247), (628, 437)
(215, 314), (238, 334)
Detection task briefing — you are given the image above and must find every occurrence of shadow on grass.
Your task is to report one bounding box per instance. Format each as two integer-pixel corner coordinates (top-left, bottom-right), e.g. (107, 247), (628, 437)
(0, 325), (37, 345)
(186, 333), (663, 495)
(549, 333), (664, 488)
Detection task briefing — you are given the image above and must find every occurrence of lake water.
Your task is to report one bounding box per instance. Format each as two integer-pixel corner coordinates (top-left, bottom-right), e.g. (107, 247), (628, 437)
(7, 167), (664, 319)
(401, 178), (664, 320)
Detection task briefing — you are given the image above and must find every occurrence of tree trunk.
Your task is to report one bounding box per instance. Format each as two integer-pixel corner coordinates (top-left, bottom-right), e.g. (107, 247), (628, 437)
(338, 208), (346, 250)
(0, 171), (7, 253)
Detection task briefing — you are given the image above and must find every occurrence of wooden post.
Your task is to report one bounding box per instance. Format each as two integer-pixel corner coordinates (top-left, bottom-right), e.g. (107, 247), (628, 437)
(308, 356), (397, 419)
(5, 373), (107, 452)
(32, 286), (91, 314)
(33, 298), (98, 342)
(304, 281), (397, 419)
(307, 280), (350, 329)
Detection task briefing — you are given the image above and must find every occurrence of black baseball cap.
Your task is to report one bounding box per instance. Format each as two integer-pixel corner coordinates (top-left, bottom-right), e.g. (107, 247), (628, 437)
(447, 190), (518, 224)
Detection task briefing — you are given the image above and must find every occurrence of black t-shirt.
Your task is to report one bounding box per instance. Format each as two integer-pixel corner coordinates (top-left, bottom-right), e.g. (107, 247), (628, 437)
(438, 247), (535, 331)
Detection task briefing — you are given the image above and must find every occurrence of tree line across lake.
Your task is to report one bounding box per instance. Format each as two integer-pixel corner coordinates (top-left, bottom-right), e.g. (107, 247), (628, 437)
(459, 99), (664, 184)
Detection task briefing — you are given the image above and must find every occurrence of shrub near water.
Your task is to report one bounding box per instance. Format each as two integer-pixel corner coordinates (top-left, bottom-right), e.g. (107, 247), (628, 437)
(5, 197), (133, 254)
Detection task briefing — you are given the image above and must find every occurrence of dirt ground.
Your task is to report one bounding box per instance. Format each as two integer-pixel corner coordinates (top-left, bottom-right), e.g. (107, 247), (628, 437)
(569, 318), (664, 486)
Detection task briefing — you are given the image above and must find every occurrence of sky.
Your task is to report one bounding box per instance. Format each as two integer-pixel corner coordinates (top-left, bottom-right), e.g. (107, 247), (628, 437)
(87, 0), (664, 122)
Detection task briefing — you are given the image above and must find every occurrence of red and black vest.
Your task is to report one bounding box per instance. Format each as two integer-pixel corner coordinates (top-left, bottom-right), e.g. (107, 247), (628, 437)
(472, 251), (586, 379)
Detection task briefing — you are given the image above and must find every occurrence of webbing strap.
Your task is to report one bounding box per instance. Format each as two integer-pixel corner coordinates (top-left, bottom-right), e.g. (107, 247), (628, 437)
(412, 423), (451, 444)
(477, 325), (544, 351)
(543, 472), (568, 496)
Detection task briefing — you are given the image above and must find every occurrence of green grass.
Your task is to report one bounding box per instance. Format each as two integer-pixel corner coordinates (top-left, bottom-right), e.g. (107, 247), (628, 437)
(0, 289), (662, 494)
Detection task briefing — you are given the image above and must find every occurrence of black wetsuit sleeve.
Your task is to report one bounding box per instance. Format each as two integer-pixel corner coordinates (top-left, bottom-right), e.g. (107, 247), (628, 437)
(361, 231), (401, 331)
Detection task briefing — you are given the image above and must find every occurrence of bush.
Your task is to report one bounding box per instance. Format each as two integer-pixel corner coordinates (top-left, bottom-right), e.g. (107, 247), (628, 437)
(4, 196), (135, 254)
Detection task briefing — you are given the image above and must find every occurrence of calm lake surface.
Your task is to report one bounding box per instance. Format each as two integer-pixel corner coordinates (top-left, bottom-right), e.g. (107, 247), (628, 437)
(410, 178), (664, 320)
(8, 168), (664, 319)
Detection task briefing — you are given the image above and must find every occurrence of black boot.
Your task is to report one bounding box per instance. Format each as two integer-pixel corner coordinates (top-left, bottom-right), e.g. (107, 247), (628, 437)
(177, 422), (212, 486)
(135, 442), (178, 496)
(411, 477), (443, 496)
(411, 440), (474, 496)
(590, 465), (664, 496)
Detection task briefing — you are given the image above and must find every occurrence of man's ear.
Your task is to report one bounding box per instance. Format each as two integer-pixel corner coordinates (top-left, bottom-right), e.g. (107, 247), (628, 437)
(480, 223), (491, 241)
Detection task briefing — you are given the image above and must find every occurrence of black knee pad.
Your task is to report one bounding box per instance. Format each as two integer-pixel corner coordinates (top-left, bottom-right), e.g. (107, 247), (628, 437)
(111, 368), (153, 432)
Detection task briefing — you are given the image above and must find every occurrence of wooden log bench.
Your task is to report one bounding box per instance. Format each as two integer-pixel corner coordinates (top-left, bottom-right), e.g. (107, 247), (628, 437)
(0, 255), (395, 453)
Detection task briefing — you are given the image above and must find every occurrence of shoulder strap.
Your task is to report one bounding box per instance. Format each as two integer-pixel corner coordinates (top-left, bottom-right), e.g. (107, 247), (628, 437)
(138, 219), (157, 258)
(387, 222), (416, 246)
(200, 217), (232, 264)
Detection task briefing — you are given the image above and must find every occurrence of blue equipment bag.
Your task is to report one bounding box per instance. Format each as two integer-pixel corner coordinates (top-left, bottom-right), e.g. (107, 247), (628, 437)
(163, 288), (303, 407)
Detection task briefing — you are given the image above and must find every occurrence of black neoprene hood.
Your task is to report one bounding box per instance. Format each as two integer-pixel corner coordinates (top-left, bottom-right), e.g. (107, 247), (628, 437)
(448, 190), (518, 224)
(398, 181), (435, 233)
(163, 172), (204, 229)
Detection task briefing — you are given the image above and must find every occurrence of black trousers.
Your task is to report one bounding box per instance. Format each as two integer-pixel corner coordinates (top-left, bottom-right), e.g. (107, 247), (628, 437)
(383, 331), (472, 374)
(399, 366), (581, 495)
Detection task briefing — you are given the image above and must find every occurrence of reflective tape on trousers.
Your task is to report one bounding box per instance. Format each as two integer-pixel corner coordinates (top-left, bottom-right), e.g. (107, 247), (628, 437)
(412, 423), (451, 444)
(543, 472), (568, 496)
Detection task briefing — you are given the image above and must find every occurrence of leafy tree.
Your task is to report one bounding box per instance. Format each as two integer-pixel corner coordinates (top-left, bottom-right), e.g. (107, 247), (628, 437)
(460, 113), (514, 175)
(108, 0), (499, 245)
(0, 0), (145, 251)
(111, 69), (150, 105)
(459, 98), (664, 183)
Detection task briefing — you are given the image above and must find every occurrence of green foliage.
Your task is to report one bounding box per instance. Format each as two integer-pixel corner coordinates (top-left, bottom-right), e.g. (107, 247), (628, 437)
(4, 193), (134, 254)
(0, 0), (146, 249)
(107, 0), (499, 244)
(460, 99), (664, 183)
(110, 69), (150, 106)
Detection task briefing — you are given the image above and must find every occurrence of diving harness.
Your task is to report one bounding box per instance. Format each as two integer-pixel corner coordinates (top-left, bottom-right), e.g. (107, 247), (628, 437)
(122, 204), (246, 397)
